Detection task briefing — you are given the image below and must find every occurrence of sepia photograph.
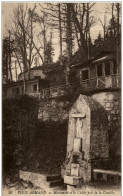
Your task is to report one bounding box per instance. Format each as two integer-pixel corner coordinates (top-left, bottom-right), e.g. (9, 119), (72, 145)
(2, 2), (121, 196)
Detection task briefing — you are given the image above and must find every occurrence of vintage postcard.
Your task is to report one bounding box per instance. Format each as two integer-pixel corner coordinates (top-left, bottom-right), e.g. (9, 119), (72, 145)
(2, 2), (121, 196)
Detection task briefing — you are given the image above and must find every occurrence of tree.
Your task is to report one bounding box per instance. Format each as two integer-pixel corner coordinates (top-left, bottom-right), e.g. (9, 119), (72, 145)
(92, 33), (104, 55)
(38, 3), (65, 65)
(116, 3), (120, 69)
(9, 4), (47, 93)
(44, 33), (54, 65)
(11, 4), (44, 81)
(70, 3), (96, 62)
(2, 37), (9, 82)
(2, 34), (14, 82)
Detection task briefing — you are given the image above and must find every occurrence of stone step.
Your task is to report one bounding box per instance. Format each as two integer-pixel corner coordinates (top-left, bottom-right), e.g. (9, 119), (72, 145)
(64, 175), (82, 186)
(52, 185), (67, 191)
(19, 170), (64, 191)
(93, 169), (121, 184)
(46, 174), (62, 182)
(48, 179), (63, 187)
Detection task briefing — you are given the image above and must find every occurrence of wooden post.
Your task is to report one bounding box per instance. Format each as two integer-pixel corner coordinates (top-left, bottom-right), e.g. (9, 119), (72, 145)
(93, 172), (97, 181)
(103, 173), (107, 182)
(37, 81), (39, 92)
(8, 31), (12, 81)
(15, 60), (18, 81)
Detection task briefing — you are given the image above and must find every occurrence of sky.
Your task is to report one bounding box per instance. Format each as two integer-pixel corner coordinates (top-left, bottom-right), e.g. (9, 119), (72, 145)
(2, 2), (111, 38)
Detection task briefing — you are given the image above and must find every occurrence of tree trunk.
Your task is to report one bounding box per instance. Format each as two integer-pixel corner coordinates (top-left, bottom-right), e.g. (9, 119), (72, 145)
(9, 31), (12, 81)
(43, 14), (46, 65)
(116, 3), (120, 72)
(112, 3), (114, 20)
(70, 4), (87, 62)
(104, 15), (106, 41)
(28, 10), (33, 80)
(86, 3), (90, 59)
(28, 68), (30, 80)
(15, 61), (18, 81)
(58, 3), (63, 65)
(66, 3), (72, 85)
(23, 21), (27, 93)
(23, 71), (26, 94)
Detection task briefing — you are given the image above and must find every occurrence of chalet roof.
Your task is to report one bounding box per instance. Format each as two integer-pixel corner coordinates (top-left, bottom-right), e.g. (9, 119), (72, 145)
(19, 63), (65, 76)
(43, 66), (63, 74)
(43, 64), (65, 74)
(92, 54), (114, 64)
(30, 66), (45, 70)
(18, 66), (45, 77)
(70, 51), (115, 70)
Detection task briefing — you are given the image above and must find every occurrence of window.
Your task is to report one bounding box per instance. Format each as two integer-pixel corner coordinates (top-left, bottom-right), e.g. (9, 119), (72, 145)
(12, 87), (20, 96)
(33, 84), (37, 92)
(105, 61), (111, 76)
(34, 76), (41, 79)
(22, 86), (24, 94)
(52, 76), (56, 83)
(97, 64), (103, 77)
(81, 69), (89, 80)
(112, 61), (117, 74)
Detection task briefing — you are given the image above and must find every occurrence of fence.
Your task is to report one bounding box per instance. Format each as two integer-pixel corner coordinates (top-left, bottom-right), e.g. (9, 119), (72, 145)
(29, 84), (71, 99)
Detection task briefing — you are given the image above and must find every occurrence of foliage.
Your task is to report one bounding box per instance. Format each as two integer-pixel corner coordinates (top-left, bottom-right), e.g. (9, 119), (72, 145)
(2, 36), (14, 81)
(11, 4), (44, 79)
(24, 120), (68, 174)
(91, 16), (121, 57)
(44, 33), (54, 65)
(3, 95), (38, 148)
(3, 95), (68, 175)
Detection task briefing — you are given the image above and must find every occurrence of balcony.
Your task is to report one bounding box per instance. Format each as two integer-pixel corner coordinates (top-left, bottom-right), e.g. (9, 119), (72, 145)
(29, 84), (70, 99)
(29, 75), (121, 100)
(80, 75), (121, 92)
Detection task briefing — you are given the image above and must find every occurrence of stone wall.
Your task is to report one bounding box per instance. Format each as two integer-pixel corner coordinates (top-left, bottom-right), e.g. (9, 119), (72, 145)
(91, 108), (109, 159)
(92, 90), (121, 169)
(91, 91), (121, 130)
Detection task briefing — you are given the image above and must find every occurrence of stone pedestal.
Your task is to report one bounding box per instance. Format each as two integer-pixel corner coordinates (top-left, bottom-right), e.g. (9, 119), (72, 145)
(67, 185), (76, 191)
(64, 175), (82, 186)
(71, 163), (79, 176)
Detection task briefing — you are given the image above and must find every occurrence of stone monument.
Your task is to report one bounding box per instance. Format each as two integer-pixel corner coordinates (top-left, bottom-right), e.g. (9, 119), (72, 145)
(62, 95), (109, 188)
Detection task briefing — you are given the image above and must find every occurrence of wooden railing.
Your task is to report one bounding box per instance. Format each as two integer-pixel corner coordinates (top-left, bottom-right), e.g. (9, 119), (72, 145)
(29, 84), (70, 99)
(80, 75), (121, 91)
(29, 75), (121, 99)
(41, 84), (71, 99)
